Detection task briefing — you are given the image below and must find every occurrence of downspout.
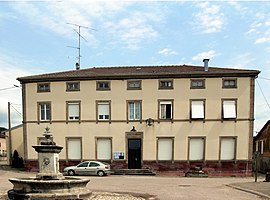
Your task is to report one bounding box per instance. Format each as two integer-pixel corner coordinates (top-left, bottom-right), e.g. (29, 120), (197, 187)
(247, 76), (256, 176)
(22, 83), (28, 160)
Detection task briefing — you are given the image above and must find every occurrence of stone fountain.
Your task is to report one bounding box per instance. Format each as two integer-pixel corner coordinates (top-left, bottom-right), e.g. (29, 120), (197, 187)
(8, 127), (91, 200)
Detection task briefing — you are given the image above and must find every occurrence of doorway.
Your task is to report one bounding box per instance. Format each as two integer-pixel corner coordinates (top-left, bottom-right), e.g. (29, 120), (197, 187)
(128, 139), (141, 169)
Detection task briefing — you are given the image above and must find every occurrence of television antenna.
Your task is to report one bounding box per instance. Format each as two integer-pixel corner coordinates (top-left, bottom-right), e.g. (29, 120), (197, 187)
(66, 22), (97, 70)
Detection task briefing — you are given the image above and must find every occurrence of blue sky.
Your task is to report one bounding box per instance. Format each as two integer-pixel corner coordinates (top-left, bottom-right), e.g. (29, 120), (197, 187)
(0, 0), (270, 135)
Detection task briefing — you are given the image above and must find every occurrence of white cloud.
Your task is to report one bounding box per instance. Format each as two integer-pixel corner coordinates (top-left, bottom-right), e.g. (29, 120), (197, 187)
(0, 52), (35, 128)
(158, 48), (178, 56)
(194, 2), (225, 33)
(192, 50), (218, 61)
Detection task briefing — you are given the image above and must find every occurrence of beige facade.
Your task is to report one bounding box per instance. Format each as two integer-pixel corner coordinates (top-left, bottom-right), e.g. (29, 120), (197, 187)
(18, 64), (260, 175)
(3, 124), (24, 164)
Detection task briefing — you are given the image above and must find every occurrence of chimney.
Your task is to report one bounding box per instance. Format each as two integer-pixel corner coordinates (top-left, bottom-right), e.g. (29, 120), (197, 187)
(76, 62), (80, 70)
(203, 59), (209, 71)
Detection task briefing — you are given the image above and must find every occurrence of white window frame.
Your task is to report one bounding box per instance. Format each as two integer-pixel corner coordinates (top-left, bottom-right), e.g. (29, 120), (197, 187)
(97, 101), (111, 121)
(127, 101), (141, 121)
(220, 137), (236, 160)
(191, 100), (205, 119)
(188, 137), (205, 161)
(38, 102), (51, 121)
(96, 138), (112, 160)
(67, 101), (80, 121)
(222, 99), (237, 119)
(157, 137), (174, 161)
(159, 100), (173, 120)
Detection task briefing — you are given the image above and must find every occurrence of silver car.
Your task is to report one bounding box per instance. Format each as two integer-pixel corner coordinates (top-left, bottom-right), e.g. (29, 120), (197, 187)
(63, 161), (110, 176)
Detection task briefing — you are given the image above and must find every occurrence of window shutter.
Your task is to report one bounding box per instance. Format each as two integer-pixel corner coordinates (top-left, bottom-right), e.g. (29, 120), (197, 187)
(189, 138), (204, 160)
(99, 103), (109, 115)
(69, 103), (79, 117)
(97, 139), (111, 160)
(67, 139), (81, 159)
(223, 101), (236, 118)
(191, 101), (204, 118)
(158, 138), (173, 160)
(221, 138), (235, 160)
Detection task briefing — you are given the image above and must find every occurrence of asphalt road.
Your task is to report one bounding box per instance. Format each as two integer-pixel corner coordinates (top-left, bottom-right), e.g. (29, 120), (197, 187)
(0, 170), (266, 200)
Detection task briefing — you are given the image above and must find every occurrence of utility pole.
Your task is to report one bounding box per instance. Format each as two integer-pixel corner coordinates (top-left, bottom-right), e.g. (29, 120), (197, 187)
(8, 102), (12, 165)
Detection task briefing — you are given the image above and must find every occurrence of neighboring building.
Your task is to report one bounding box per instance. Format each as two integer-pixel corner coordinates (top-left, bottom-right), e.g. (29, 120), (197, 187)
(2, 124), (24, 164)
(17, 60), (260, 176)
(254, 120), (270, 172)
(0, 131), (7, 160)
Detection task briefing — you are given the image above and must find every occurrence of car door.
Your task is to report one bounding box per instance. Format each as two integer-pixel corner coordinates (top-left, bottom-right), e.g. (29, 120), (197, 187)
(88, 162), (100, 175)
(75, 161), (90, 175)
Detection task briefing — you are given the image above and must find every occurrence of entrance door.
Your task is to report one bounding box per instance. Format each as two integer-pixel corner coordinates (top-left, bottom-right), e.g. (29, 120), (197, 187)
(128, 139), (141, 169)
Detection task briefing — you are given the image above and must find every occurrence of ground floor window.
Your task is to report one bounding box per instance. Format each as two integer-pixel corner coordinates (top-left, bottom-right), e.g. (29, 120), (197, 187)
(97, 138), (112, 160)
(220, 137), (236, 160)
(157, 137), (174, 161)
(188, 137), (205, 161)
(66, 137), (82, 160)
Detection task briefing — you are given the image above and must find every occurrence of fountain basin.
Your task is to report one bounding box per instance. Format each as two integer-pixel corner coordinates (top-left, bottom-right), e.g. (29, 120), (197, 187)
(8, 177), (91, 200)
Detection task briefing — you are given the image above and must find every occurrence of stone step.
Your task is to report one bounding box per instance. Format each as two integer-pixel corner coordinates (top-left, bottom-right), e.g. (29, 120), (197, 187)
(111, 169), (156, 176)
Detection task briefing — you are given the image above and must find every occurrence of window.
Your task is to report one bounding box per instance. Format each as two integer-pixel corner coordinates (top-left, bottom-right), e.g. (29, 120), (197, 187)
(66, 137), (82, 160)
(127, 101), (141, 121)
(256, 140), (264, 154)
(189, 137), (205, 161)
(38, 102), (51, 121)
(222, 100), (237, 119)
(66, 82), (80, 91)
(37, 83), (50, 92)
(97, 81), (110, 90)
(220, 137), (236, 160)
(191, 100), (205, 119)
(223, 79), (237, 88)
(97, 101), (110, 121)
(159, 80), (173, 89)
(97, 138), (112, 160)
(78, 162), (89, 167)
(67, 101), (80, 121)
(159, 100), (173, 120)
(191, 79), (205, 89)
(157, 138), (174, 161)
(127, 80), (141, 90)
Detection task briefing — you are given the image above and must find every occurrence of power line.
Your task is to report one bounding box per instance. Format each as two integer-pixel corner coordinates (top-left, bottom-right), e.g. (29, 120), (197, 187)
(0, 85), (21, 91)
(258, 77), (270, 81)
(11, 105), (22, 117)
(256, 79), (270, 110)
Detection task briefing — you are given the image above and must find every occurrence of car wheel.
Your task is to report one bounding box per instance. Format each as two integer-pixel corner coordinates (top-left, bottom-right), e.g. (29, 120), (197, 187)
(68, 170), (75, 176)
(97, 170), (105, 177)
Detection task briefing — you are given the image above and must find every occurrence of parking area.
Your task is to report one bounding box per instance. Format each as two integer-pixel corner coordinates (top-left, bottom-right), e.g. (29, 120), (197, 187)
(0, 169), (268, 200)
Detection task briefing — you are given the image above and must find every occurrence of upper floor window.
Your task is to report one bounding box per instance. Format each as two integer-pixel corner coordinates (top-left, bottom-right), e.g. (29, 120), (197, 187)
(38, 102), (51, 121)
(97, 101), (110, 121)
(222, 99), (237, 119)
(127, 80), (141, 90)
(66, 82), (80, 91)
(127, 101), (141, 121)
(67, 101), (80, 121)
(37, 83), (50, 92)
(159, 80), (173, 89)
(191, 79), (205, 89)
(223, 79), (237, 88)
(190, 100), (205, 120)
(97, 81), (110, 91)
(159, 100), (173, 120)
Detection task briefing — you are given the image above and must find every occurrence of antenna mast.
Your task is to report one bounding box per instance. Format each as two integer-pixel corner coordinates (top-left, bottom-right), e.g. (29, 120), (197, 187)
(67, 22), (88, 70)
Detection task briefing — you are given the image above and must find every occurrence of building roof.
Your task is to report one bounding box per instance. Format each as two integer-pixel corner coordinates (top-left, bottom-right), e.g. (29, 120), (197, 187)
(254, 120), (270, 140)
(17, 65), (260, 83)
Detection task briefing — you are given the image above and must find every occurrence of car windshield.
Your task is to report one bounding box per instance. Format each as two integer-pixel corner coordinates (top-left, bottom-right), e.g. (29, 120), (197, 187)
(77, 162), (89, 167)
